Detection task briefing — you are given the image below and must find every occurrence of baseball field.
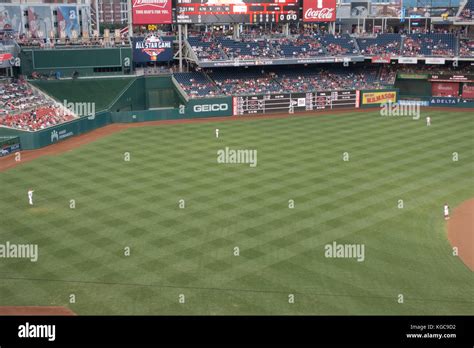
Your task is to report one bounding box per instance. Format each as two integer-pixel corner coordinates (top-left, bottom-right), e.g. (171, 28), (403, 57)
(0, 109), (472, 315)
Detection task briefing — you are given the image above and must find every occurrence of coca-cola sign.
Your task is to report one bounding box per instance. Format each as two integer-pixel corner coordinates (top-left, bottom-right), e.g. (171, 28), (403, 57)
(303, 0), (337, 22)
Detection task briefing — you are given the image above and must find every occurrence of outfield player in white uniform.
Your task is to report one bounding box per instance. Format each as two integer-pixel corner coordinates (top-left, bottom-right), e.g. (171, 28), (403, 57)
(444, 203), (450, 220)
(215, 128), (219, 138)
(426, 116), (431, 126)
(28, 189), (34, 206)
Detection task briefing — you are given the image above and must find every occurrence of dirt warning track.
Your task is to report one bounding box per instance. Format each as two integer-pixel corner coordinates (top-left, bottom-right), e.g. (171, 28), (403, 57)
(447, 199), (474, 271)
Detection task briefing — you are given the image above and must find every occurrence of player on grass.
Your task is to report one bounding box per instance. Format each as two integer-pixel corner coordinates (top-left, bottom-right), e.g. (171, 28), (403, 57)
(28, 189), (34, 206)
(444, 203), (450, 220)
(426, 116), (431, 126)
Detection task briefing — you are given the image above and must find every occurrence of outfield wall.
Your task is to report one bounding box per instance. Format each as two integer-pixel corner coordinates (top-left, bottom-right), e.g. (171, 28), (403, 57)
(110, 96), (233, 122)
(2, 79), (471, 151)
(0, 112), (111, 150)
(0, 95), (233, 149)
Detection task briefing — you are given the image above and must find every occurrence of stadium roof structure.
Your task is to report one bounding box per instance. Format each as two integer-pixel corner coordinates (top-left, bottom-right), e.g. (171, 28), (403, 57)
(454, 0), (474, 23)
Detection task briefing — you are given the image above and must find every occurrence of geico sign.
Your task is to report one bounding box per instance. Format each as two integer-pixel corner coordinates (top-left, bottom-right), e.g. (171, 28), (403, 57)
(193, 104), (228, 112)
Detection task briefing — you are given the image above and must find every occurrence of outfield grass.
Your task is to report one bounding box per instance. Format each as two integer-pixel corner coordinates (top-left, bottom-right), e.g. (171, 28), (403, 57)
(0, 110), (473, 315)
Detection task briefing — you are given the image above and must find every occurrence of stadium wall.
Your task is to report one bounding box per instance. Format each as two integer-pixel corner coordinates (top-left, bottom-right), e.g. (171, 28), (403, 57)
(109, 96), (233, 122)
(31, 77), (135, 112)
(3, 76), (470, 151)
(0, 112), (111, 150)
(105, 76), (181, 112)
(20, 47), (132, 78)
(0, 94), (233, 150)
(145, 76), (181, 109)
(0, 76), (232, 149)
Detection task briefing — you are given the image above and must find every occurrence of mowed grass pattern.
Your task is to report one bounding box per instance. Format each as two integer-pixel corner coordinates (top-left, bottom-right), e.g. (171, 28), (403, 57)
(0, 110), (473, 315)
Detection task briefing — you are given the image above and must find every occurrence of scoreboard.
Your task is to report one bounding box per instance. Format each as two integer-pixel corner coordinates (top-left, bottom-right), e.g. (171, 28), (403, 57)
(176, 0), (299, 24)
(233, 90), (360, 115)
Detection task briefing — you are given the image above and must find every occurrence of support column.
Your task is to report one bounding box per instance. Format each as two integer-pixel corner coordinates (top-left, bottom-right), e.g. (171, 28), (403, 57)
(233, 23), (240, 39)
(178, 24), (183, 73)
(95, 0), (100, 33)
(127, 0), (133, 37)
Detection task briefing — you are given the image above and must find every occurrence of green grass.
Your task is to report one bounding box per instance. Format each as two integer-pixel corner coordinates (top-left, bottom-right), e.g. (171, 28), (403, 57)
(0, 109), (473, 315)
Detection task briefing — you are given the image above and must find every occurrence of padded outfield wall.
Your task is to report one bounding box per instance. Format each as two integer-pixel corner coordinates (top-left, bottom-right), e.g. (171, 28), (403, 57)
(0, 111), (111, 150)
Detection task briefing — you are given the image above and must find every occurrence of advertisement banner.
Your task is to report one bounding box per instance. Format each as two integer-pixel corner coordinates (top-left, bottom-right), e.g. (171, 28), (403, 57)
(362, 91), (397, 105)
(303, 0), (337, 22)
(398, 57), (418, 64)
(57, 6), (80, 38)
(371, 56), (391, 63)
(132, 36), (173, 63)
(431, 82), (459, 97)
(0, 53), (12, 62)
(425, 57), (446, 64)
(399, 99), (429, 107)
(462, 84), (474, 99)
(429, 97), (459, 105)
(0, 53), (13, 68)
(430, 74), (474, 83)
(0, 5), (22, 32)
(27, 6), (53, 38)
(185, 97), (233, 118)
(0, 142), (21, 157)
(132, 0), (172, 25)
